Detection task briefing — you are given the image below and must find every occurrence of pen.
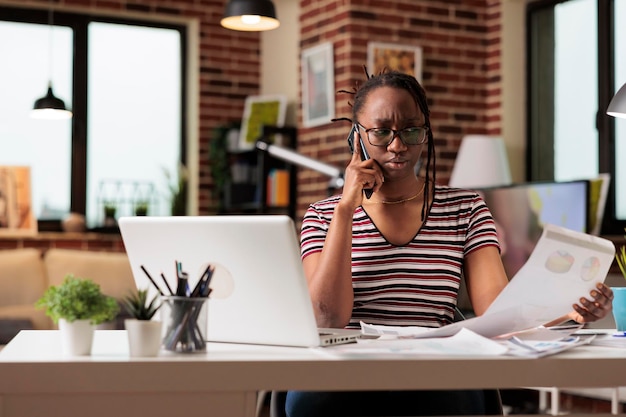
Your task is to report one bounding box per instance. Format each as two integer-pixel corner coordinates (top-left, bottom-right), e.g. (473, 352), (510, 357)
(191, 265), (211, 297)
(612, 331), (626, 338)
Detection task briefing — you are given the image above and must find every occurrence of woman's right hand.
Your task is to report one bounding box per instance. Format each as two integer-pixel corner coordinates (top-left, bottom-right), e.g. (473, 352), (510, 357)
(340, 130), (383, 209)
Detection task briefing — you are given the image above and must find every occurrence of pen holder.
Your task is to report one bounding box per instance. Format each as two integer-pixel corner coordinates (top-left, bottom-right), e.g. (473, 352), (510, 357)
(160, 296), (208, 353)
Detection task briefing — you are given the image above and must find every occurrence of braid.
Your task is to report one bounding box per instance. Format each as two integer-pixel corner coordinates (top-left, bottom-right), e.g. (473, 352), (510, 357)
(332, 68), (436, 220)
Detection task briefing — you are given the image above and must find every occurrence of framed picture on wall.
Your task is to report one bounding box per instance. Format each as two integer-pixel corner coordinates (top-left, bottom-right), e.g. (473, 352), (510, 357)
(367, 42), (423, 81)
(0, 165), (36, 236)
(239, 94), (287, 150)
(301, 42), (335, 128)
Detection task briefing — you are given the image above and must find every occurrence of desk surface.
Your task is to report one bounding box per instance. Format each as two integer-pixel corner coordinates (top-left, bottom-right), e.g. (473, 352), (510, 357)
(1, 330), (626, 394)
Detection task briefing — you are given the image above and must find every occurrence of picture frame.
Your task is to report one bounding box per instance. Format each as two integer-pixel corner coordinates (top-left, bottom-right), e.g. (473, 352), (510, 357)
(0, 165), (37, 236)
(301, 42), (335, 128)
(239, 94), (287, 150)
(367, 42), (423, 82)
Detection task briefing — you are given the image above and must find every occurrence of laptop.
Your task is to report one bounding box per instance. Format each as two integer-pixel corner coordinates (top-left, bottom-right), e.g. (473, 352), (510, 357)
(118, 215), (360, 347)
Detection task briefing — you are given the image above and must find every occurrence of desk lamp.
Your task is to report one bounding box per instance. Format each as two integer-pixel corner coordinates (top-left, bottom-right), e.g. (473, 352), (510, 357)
(607, 83), (626, 119)
(449, 135), (512, 189)
(255, 141), (344, 196)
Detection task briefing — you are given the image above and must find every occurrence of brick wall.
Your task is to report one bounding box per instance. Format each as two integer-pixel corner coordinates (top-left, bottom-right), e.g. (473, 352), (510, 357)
(0, 0), (262, 218)
(296, 0), (502, 219)
(1, 0), (504, 238)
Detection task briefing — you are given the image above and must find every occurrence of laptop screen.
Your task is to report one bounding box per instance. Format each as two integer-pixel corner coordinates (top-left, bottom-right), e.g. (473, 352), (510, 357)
(119, 215), (325, 347)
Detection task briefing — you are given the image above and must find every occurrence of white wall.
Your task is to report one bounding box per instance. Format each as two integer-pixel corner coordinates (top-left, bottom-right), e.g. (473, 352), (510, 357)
(261, 0), (300, 126)
(502, 0), (531, 183)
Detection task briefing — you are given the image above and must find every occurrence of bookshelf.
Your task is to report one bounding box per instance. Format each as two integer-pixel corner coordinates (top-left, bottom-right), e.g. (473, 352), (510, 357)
(221, 126), (297, 220)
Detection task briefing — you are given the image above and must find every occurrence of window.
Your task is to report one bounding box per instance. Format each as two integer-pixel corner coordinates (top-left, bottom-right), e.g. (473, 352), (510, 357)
(528, 0), (626, 235)
(0, 7), (186, 230)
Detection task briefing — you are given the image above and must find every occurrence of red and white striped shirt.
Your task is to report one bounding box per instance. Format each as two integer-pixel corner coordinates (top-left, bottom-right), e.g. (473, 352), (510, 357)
(301, 185), (500, 329)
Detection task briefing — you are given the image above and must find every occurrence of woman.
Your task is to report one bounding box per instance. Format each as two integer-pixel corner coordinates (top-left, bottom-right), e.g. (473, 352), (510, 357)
(286, 70), (613, 417)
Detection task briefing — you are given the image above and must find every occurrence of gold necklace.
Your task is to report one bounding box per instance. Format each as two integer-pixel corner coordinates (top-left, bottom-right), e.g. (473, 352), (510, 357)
(368, 183), (425, 205)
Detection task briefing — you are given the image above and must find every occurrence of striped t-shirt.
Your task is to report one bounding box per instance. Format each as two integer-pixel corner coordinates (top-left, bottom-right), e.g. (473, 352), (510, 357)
(300, 185), (500, 329)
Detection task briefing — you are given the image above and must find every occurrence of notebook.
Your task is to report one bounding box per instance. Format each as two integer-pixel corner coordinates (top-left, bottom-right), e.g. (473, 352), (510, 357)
(118, 215), (360, 347)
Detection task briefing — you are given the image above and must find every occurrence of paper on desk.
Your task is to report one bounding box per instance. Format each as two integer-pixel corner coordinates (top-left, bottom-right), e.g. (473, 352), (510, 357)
(319, 328), (507, 356)
(362, 224), (615, 340)
(502, 334), (595, 358)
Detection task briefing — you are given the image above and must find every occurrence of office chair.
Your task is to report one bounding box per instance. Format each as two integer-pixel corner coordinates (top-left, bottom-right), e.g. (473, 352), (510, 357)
(269, 389), (503, 417)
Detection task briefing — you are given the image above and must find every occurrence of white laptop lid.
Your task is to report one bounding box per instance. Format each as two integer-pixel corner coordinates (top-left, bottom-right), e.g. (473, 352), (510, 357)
(118, 215), (323, 347)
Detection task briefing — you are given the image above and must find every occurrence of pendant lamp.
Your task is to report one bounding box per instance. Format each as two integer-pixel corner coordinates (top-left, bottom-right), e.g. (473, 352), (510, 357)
(221, 0), (280, 32)
(32, 81), (72, 120)
(607, 82), (626, 119)
(31, 6), (72, 120)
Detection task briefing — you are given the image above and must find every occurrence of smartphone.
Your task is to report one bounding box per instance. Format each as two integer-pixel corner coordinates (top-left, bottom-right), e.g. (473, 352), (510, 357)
(347, 124), (373, 198)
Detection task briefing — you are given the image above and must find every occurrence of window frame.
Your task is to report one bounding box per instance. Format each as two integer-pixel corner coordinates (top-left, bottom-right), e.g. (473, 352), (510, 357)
(0, 6), (188, 231)
(526, 0), (620, 235)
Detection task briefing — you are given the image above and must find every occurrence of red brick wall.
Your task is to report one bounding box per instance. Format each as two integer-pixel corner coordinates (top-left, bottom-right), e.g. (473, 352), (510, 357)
(296, 0), (503, 219)
(3, 0), (262, 217)
(2, 0), (503, 236)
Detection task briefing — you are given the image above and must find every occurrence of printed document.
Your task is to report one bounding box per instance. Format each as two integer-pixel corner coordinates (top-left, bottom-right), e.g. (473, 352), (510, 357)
(362, 224), (615, 339)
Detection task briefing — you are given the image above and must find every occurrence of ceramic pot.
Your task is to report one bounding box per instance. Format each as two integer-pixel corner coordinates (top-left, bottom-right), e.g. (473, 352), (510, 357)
(125, 319), (163, 357)
(58, 318), (95, 356)
(61, 212), (86, 233)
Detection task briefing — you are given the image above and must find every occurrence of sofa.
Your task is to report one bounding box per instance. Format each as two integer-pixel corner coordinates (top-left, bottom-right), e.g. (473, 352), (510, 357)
(0, 248), (136, 343)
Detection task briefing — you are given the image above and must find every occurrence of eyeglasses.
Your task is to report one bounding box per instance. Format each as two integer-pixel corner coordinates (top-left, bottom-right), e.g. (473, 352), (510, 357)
(356, 122), (429, 147)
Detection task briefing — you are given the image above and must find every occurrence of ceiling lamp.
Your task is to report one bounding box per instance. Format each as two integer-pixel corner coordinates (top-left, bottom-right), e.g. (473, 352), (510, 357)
(31, 6), (72, 120)
(607, 82), (626, 119)
(221, 0), (280, 32)
(31, 82), (72, 120)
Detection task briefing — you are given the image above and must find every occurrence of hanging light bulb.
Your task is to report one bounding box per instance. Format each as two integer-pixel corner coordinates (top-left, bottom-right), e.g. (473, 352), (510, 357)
(31, 5), (72, 120)
(221, 0), (280, 32)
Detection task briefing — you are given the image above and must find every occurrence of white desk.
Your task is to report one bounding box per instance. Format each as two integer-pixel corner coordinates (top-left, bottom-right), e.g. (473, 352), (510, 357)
(1, 330), (626, 417)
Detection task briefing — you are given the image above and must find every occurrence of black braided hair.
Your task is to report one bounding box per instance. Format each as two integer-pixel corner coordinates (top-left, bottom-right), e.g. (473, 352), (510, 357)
(333, 67), (436, 221)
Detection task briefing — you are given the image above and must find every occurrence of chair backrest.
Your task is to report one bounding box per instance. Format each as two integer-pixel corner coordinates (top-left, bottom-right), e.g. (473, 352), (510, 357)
(269, 389), (503, 416)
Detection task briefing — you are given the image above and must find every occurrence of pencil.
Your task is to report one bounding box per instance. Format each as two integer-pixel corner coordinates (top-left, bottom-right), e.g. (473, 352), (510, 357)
(140, 265), (164, 296)
(160, 272), (175, 295)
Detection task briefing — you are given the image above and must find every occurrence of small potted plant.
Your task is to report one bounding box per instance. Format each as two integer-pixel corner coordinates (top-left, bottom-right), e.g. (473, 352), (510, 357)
(122, 288), (162, 357)
(35, 275), (119, 356)
(134, 201), (149, 216)
(103, 202), (117, 227)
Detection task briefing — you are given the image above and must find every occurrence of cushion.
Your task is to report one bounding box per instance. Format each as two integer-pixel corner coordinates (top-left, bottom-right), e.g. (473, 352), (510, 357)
(44, 248), (136, 301)
(0, 248), (47, 307)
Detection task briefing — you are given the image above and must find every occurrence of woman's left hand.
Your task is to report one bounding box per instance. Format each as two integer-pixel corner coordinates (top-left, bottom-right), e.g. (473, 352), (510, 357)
(568, 282), (614, 323)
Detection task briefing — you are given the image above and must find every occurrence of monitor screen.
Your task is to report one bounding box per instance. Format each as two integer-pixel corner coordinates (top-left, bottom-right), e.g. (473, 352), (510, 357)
(477, 180), (589, 279)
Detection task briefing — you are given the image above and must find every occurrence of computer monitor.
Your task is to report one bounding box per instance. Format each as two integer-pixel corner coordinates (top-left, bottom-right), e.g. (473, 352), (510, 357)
(477, 180), (589, 279)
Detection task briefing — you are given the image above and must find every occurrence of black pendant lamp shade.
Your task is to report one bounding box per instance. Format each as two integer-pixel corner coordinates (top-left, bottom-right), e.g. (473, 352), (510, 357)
(31, 82), (72, 120)
(221, 0), (280, 31)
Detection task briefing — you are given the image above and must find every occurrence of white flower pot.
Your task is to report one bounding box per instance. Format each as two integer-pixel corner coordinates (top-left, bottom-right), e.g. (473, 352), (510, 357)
(58, 318), (95, 356)
(125, 319), (163, 357)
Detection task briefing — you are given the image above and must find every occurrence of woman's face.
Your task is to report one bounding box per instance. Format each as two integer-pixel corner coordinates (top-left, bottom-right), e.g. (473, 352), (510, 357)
(356, 86), (426, 182)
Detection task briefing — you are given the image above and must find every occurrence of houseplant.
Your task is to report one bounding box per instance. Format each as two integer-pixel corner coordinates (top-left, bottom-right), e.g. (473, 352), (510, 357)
(163, 164), (188, 216)
(122, 288), (162, 357)
(133, 200), (149, 216)
(35, 274), (119, 355)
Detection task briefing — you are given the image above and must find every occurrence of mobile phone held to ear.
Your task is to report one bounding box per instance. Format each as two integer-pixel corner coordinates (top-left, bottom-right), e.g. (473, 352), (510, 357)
(347, 124), (373, 199)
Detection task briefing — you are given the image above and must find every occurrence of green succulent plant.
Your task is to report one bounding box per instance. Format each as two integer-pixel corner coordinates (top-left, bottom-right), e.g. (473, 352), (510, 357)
(35, 275), (119, 325)
(122, 288), (161, 320)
